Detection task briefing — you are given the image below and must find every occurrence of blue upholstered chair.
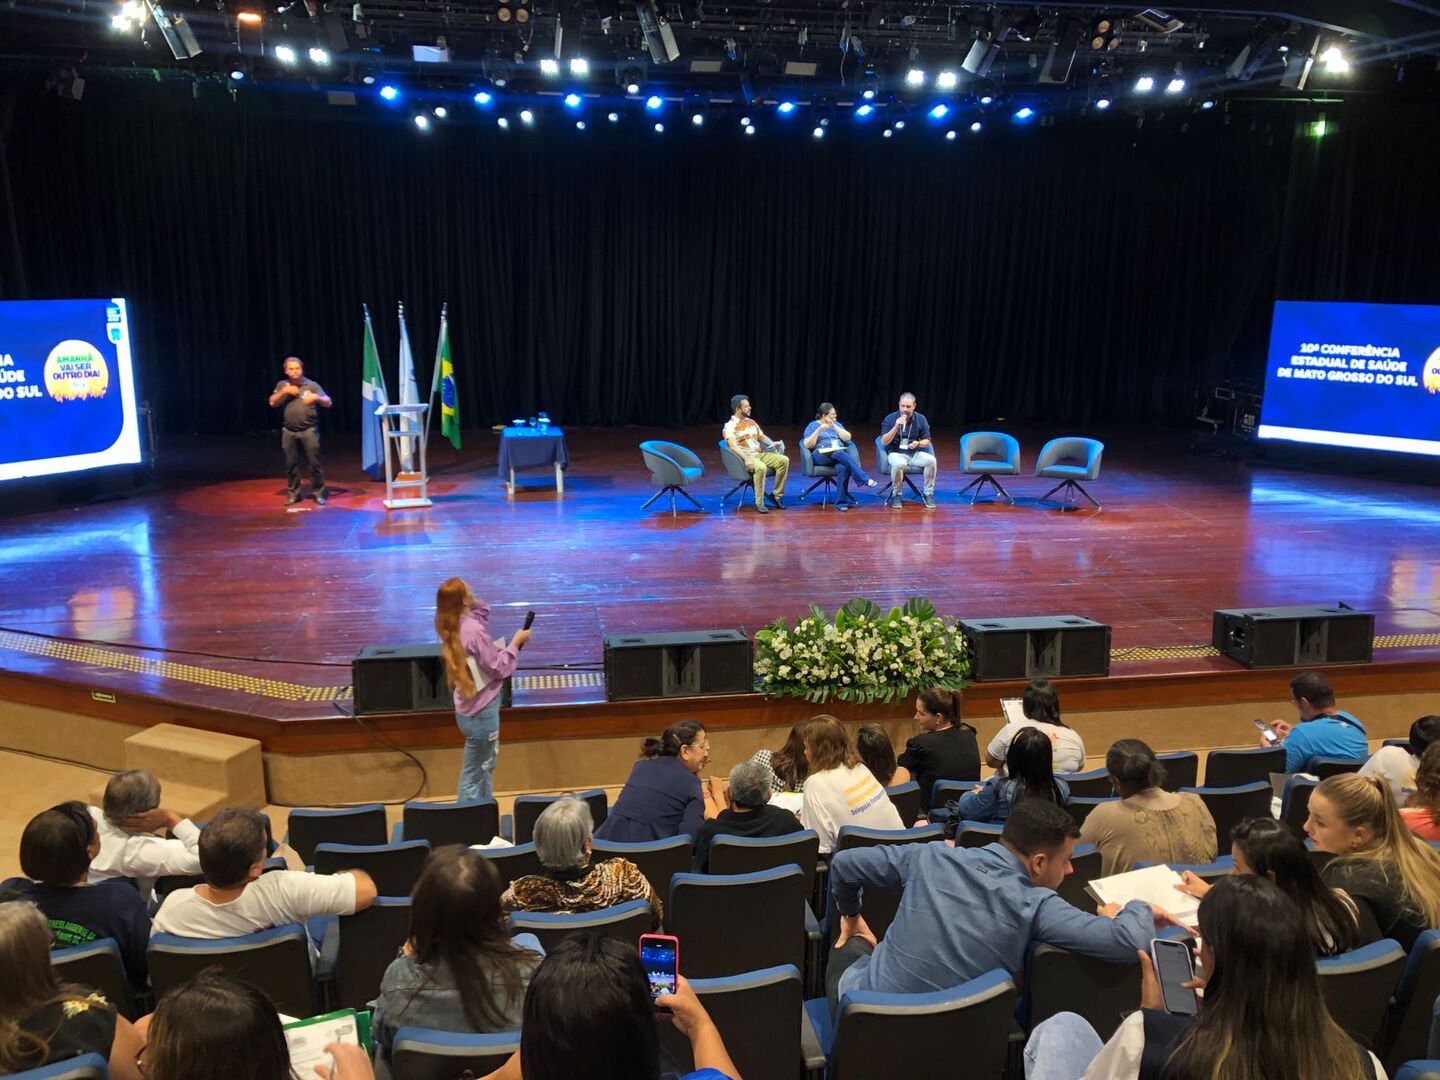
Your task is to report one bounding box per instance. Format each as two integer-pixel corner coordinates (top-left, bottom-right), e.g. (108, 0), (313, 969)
(508, 789), (608, 845)
(639, 440), (705, 516)
(286, 803), (387, 866)
(1057, 766), (1114, 799)
(505, 898), (655, 955)
(391, 1028), (521, 1080)
(1281, 776), (1321, 837)
(709, 830), (821, 902)
(958, 431), (1021, 504)
(1203, 746), (1286, 788)
(1156, 750), (1200, 791)
(884, 781), (922, 825)
(799, 438), (858, 507)
(1317, 939), (1408, 1051)
(50, 937), (137, 1019)
(148, 924), (318, 1018)
(394, 798), (500, 847)
(1034, 437), (1104, 510)
(873, 436), (929, 505)
(8, 1054), (109, 1079)
(668, 866), (811, 979)
(1384, 930), (1440, 1073)
(1181, 782), (1273, 852)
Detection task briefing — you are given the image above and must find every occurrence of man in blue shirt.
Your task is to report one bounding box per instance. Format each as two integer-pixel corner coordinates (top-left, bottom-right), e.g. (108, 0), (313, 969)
(1267, 670), (1368, 773)
(880, 392), (938, 509)
(826, 799), (1167, 1013)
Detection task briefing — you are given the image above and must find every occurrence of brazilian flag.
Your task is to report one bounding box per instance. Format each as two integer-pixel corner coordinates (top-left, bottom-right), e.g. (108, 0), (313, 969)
(432, 306), (460, 450)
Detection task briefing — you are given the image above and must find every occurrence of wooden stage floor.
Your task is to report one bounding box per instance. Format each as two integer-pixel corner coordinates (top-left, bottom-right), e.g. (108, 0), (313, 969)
(2, 423), (1439, 730)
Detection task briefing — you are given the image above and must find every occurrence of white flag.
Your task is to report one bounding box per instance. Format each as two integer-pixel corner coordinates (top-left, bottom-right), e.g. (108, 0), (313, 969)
(396, 301), (421, 472)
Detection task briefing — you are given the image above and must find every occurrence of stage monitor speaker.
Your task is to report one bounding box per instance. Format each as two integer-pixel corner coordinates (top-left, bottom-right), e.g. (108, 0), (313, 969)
(958, 616), (1112, 682)
(604, 630), (752, 702)
(353, 643), (453, 714)
(1211, 606), (1374, 669)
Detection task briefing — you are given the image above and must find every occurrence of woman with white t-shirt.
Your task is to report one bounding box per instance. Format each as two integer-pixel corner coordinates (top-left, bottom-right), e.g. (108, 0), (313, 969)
(985, 678), (1087, 777)
(798, 716), (903, 853)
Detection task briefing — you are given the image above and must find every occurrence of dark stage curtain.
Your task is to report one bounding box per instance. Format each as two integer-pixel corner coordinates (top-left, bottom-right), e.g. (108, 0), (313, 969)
(0, 81), (1347, 437)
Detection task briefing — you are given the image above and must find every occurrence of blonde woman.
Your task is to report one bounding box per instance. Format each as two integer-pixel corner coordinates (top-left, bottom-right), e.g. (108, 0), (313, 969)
(435, 578), (532, 801)
(1307, 772), (1440, 950)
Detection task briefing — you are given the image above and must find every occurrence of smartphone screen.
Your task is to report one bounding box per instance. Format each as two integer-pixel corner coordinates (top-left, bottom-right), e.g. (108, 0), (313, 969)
(1151, 939), (1199, 1016)
(1253, 718), (1278, 744)
(639, 936), (678, 1002)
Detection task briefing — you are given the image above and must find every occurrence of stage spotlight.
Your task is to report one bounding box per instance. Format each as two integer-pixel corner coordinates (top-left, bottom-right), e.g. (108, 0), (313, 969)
(608, 111), (619, 122)
(483, 57), (514, 88)
(893, 119), (905, 129)
(859, 67), (880, 98)
(1013, 106), (1035, 120)
(497, 116), (510, 129)
(645, 94), (663, 109)
(740, 115), (751, 126)
(379, 83), (400, 101)
(945, 129), (956, 140)
(1321, 45), (1350, 73)
(744, 124), (756, 135)
(576, 120), (587, 129)
(905, 68), (925, 87)
(855, 103), (873, 117)
(1309, 117), (1328, 138)
(520, 109), (535, 125)
(970, 120), (982, 132)
(691, 111), (703, 125)
(882, 127), (893, 138)
(309, 46), (330, 65)
(654, 121), (664, 132)
(236, 9), (262, 24)
(777, 101), (795, 114)
(564, 92), (582, 107)
(1166, 70), (1186, 94)
(1133, 75), (1155, 93)
(570, 57), (589, 76)
(414, 114), (430, 130)
(540, 58), (560, 76)
(1096, 96), (1112, 109)
(1201, 99), (1216, 110)
(812, 125), (824, 138)
(229, 67), (245, 80)
(936, 70), (958, 90)
(433, 106), (447, 118)
(618, 62), (647, 95)
(474, 90), (493, 105)
(814, 100), (835, 127)
(110, 0), (146, 32)
(929, 102), (949, 120)
(274, 44), (298, 65)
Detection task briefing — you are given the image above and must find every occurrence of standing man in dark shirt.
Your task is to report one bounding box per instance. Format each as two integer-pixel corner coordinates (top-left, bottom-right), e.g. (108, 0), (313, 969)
(880, 392), (938, 509)
(267, 356), (332, 505)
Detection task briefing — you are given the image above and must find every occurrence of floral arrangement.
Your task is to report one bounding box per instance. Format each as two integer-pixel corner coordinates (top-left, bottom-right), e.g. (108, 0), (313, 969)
(753, 597), (971, 704)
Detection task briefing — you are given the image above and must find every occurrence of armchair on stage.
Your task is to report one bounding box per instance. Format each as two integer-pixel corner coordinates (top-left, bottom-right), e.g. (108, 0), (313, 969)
(958, 431), (1021, 504)
(376, 403), (432, 509)
(639, 441), (705, 517)
(873, 436), (931, 504)
(1034, 437), (1105, 510)
(717, 440), (753, 508)
(799, 438), (857, 507)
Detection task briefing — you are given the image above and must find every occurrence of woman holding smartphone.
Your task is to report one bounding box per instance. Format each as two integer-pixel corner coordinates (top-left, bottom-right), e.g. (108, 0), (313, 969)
(435, 578), (532, 801)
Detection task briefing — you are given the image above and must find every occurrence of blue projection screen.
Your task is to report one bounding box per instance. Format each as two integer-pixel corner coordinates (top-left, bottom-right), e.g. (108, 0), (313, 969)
(0, 298), (142, 482)
(1259, 300), (1440, 456)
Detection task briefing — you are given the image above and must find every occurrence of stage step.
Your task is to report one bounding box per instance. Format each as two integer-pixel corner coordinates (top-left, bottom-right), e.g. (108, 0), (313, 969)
(86, 723), (266, 817)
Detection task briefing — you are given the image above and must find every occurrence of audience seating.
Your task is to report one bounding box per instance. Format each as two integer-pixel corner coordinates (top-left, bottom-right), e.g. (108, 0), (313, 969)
(1066, 796), (1117, 828)
(1202, 746), (1287, 788)
(929, 779), (973, 808)
(505, 898), (653, 955)
(1383, 738), (1411, 750)
(1155, 751), (1200, 791)
(313, 840), (431, 897)
(873, 436), (928, 505)
(1313, 757), (1368, 780)
(510, 789), (608, 845)
(1281, 776), (1320, 837)
(592, 834), (694, 913)
(669, 866), (811, 980)
(390, 1028), (521, 1080)
(709, 830), (821, 905)
(798, 438), (859, 507)
(1318, 938), (1408, 1051)
(1022, 933), (1187, 1040)
(474, 842), (544, 887)
(826, 825), (944, 944)
(956, 822), (1003, 849)
(885, 781), (922, 825)
(50, 937), (137, 1019)
(1385, 930), (1440, 1073)
(1181, 781), (1272, 851)
(1057, 767), (1114, 799)
(1396, 1064), (1440, 1080)
(286, 804), (387, 866)
(1034, 437), (1104, 510)
(1055, 843), (1103, 913)
(8, 1054), (110, 1079)
(958, 431), (1021, 504)
(639, 440), (706, 516)
(657, 964), (824, 1080)
(1136, 855), (1236, 886)
(806, 968), (1017, 1079)
(395, 799), (500, 847)
(149, 923), (317, 1017)
(319, 896), (411, 1012)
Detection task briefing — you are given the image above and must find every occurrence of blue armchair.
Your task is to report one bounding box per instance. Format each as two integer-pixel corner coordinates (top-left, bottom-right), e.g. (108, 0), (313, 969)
(799, 438), (858, 507)
(873, 436), (930, 505)
(958, 431), (1020, 504)
(1034, 437), (1104, 510)
(639, 440), (705, 516)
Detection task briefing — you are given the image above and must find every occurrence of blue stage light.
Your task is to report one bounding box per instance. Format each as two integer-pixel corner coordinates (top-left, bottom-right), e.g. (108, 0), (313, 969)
(777, 101), (796, 114)
(855, 103), (873, 117)
(1013, 106), (1035, 121)
(646, 95), (663, 110)
(929, 103), (949, 120)
(564, 92), (582, 108)
(812, 126), (824, 139)
(744, 124), (756, 135)
(608, 111), (620, 122)
(882, 128), (893, 138)
(379, 84), (400, 102)
(945, 129), (956, 140)
(474, 91), (493, 106)
(1095, 97), (1112, 110)
(654, 122), (665, 132)
(893, 119), (906, 130)
(576, 120), (587, 130)
(970, 121), (982, 133)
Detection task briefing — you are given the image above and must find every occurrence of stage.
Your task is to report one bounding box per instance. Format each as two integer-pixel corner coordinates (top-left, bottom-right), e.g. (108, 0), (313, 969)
(2, 423), (1438, 801)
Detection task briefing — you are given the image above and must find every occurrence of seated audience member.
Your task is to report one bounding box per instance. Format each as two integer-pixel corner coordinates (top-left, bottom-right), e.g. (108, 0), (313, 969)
(1401, 742), (1440, 841)
(595, 720), (718, 843)
(1267, 670), (1368, 773)
(1175, 816), (1374, 956)
(1361, 714), (1440, 808)
(1308, 772), (1440, 951)
(855, 723), (911, 788)
(0, 900), (144, 1080)
(153, 807), (376, 938)
(143, 967), (375, 1080)
(693, 761), (804, 871)
(750, 720), (816, 793)
(374, 847), (541, 1063)
(1081, 740), (1217, 876)
(800, 716), (903, 853)
(951, 727), (1071, 825)
(984, 677), (1087, 776)
(896, 689), (981, 812)
(481, 934), (740, 1080)
(503, 797), (662, 928)
(802, 402), (878, 509)
(1023, 876), (1384, 1080)
(88, 768), (202, 901)
(1, 801), (150, 990)
(826, 799), (1168, 1013)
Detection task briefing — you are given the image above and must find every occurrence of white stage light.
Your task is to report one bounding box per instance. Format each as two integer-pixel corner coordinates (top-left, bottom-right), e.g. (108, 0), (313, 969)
(309, 46), (330, 65)
(569, 58), (590, 76)
(905, 68), (925, 87)
(936, 70), (958, 90)
(540, 58), (560, 76)
(413, 114), (430, 130)
(520, 109), (534, 125)
(274, 44), (298, 65)
(1134, 75), (1155, 93)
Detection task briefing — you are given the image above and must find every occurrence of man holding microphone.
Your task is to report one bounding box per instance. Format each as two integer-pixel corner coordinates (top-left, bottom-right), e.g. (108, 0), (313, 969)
(880, 392), (938, 509)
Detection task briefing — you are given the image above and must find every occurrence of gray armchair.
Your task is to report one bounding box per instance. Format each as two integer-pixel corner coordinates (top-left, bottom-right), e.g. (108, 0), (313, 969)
(639, 441), (705, 516)
(799, 439), (857, 507)
(1034, 437), (1104, 510)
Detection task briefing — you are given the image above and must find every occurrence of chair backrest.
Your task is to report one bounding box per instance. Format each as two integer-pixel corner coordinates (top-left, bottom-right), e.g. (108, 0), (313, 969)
(1156, 751), (1200, 791)
(1024, 942), (1143, 1039)
(287, 804), (387, 866)
(1395, 1064), (1440, 1080)
(7, 1054), (110, 1079)
(669, 866), (806, 978)
(872, 435), (930, 475)
(513, 789), (609, 846)
(1313, 757), (1368, 780)
(402, 799), (499, 847)
(1203, 746), (1287, 788)
(1067, 796), (1118, 829)
(50, 937), (135, 1019)
(332, 896), (412, 1012)
(149, 924), (316, 1017)
(591, 834), (694, 911)
(1181, 782), (1272, 851)
(885, 781), (922, 825)
(505, 898), (654, 956)
(1055, 843), (1103, 913)
(640, 440), (701, 485)
(1318, 938), (1408, 1051)
(475, 842), (544, 888)
(1035, 437), (1104, 479)
(959, 431), (1019, 472)
(708, 830), (820, 901)
(1385, 930), (1440, 1073)
(313, 840), (431, 898)
(1058, 766), (1114, 799)
(830, 969), (1017, 1080)
(657, 964), (805, 1080)
(718, 439), (751, 481)
(391, 1027), (521, 1080)
(930, 779), (973, 808)
(1282, 776), (1321, 837)
(956, 822), (1004, 849)
(829, 825), (944, 941)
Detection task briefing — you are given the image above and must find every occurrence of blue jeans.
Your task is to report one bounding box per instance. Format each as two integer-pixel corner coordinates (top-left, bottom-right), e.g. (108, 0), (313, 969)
(824, 451), (872, 499)
(1023, 1012), (1104, 1080)
(456, 697), (500, 801)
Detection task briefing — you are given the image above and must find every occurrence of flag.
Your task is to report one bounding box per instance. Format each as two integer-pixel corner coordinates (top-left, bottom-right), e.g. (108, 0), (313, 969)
(360, 304), (389, 480)
(428, 303), (460, 450)
(396, 301), (421, 472)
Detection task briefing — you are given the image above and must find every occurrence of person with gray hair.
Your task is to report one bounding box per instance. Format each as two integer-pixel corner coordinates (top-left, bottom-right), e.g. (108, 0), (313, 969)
(86, 769), (202, 902)
(501, 797), (662, 929)
(693, 761), (804, 872)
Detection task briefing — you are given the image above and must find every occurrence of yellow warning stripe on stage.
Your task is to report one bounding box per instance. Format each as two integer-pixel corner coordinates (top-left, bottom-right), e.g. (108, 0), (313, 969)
(1110, 644), (1223, 661)
(512, 672), (605, 690)
(1373, 633), (1440, 649)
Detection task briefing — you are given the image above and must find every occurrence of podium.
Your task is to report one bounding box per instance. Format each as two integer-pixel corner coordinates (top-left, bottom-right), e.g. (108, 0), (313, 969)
(376, 403), (432, 509)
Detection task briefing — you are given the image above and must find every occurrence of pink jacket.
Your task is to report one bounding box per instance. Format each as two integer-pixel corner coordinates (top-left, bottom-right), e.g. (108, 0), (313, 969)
(453, 601), (521, 716)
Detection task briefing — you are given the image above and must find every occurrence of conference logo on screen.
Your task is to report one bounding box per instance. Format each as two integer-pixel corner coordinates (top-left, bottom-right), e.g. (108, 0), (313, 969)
(1424, 347), (1440, 394)
(43, 340), (110, 402)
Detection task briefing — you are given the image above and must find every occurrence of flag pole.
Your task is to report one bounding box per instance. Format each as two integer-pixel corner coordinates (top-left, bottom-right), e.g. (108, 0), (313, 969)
(425, 301), (446, 444)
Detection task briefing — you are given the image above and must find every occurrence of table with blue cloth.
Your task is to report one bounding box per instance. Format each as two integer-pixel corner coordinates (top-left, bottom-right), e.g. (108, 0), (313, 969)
(498, 426), (569, 493)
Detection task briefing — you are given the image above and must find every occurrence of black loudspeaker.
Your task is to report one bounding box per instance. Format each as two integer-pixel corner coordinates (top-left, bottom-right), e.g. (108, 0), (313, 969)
(353, 644), (453, 714)
(1211, 606), (1374, 669)
(958, 616), (1112, 682)
(604, 630), (753, 702)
